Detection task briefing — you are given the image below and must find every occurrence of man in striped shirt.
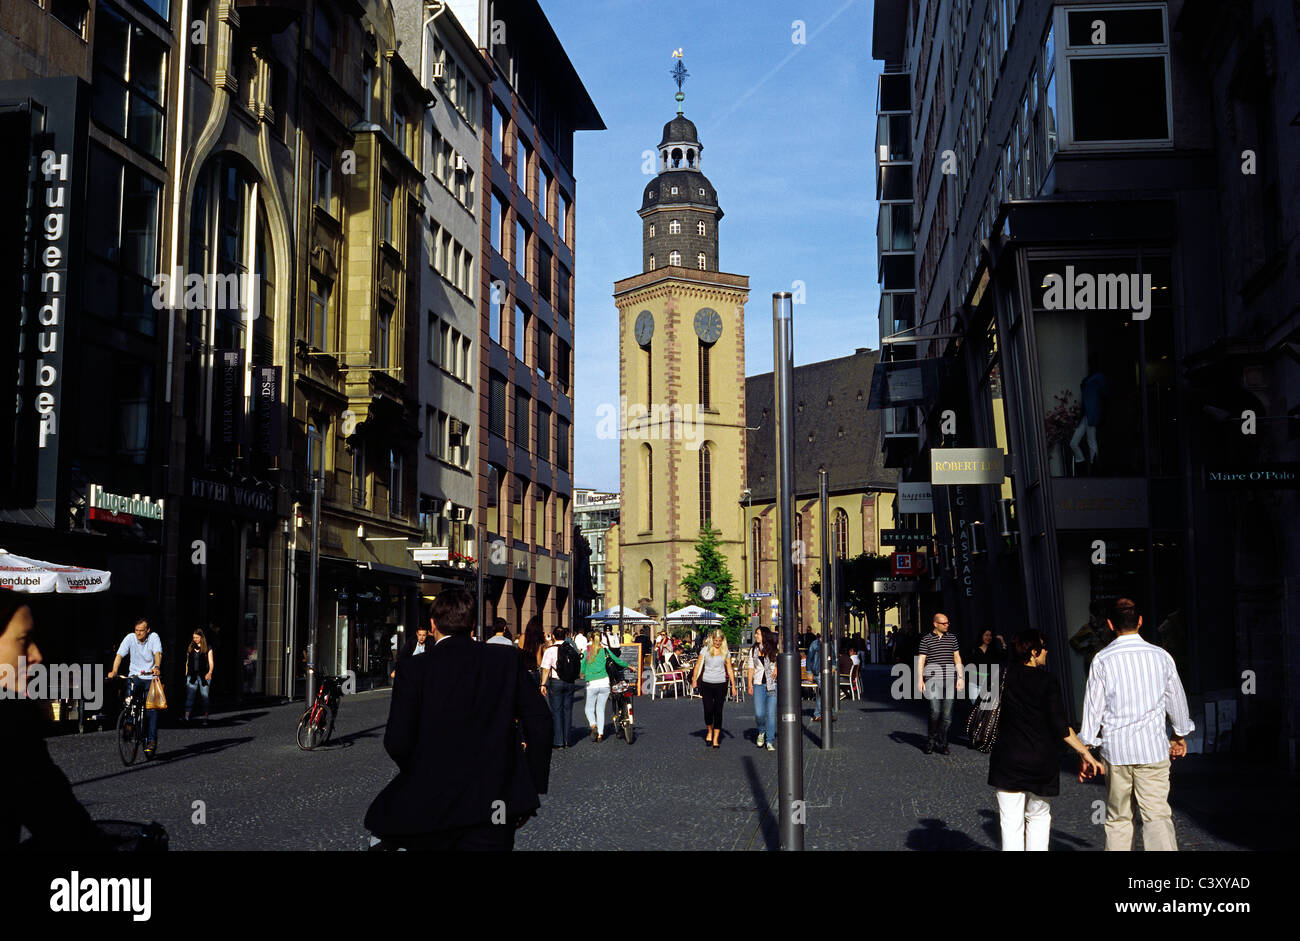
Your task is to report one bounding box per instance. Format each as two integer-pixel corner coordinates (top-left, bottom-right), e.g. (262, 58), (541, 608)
(916, 613), (963, 755)
(1079, 598), (1194, 851)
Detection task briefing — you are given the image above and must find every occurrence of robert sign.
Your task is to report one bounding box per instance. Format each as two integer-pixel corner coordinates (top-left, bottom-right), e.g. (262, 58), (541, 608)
(931, 448), (1004, 486)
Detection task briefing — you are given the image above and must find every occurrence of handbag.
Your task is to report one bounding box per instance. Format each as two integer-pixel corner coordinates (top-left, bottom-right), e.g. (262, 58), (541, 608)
(603, 649), (624, 683)
(145, 677), (167, 711)
(965, 671), (1004, 752)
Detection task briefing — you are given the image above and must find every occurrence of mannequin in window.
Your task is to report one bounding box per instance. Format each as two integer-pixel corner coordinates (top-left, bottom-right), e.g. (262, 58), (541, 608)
(1069, 354), (1107, 466)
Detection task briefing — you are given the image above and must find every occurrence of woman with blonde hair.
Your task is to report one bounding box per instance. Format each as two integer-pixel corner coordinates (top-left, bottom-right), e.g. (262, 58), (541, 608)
(580, 629), (630, 742)
(691, 629), (737, 748)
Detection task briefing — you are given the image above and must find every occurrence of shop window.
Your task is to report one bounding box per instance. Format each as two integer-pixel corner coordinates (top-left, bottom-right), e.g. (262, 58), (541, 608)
(1031, 255), (1171, 478)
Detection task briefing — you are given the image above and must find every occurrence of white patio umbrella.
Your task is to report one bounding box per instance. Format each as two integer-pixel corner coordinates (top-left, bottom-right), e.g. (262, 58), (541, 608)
(0, 549), (111, 593)
(665, 604), (723, 624)
(586, 605), (656, 624)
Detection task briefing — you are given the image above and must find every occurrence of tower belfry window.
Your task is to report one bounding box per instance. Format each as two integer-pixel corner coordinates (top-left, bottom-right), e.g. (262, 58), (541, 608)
(669, 219), (681, 234)
(669, 250), (681, 266)
(697, 253), (707, 270)
(649, 222), (655, 237)
(697, 221), (706, 235)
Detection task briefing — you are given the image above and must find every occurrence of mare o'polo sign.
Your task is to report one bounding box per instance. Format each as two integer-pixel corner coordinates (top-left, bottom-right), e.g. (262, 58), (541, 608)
(931, 448), (1005, 485)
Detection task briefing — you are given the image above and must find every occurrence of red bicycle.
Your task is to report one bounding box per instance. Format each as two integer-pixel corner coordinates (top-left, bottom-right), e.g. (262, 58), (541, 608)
(296, 673), (345, 750)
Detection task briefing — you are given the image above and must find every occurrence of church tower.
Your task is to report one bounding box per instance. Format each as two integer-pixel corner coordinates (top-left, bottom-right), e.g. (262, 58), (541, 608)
(611, 57), (749, 613)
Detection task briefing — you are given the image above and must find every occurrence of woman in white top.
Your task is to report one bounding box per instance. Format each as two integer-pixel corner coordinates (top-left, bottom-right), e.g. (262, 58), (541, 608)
(746, 627), (779, 751)
(691, 629), (737, 748)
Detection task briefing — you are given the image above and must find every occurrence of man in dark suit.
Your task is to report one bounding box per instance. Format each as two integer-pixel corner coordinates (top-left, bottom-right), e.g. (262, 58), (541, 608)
(389, 625), (430, 680)
(365, 588), (551, 850)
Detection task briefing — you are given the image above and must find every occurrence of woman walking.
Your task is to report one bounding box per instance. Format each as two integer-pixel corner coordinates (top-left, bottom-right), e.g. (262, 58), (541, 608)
(692, 629), (737, 748)
(746, 627), (778, 751)
(184, 628), (214, 725)
(520, 616), (546, 686)
(580, 630), (629, 742)
(989, 629), (1105, 850)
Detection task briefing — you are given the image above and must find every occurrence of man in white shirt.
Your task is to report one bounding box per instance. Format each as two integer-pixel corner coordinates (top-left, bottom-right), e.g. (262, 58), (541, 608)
(573, 629), (588, 655)
(107, 618), (163, 756)
(1079, 598), (1194, 851)
(486, 619), (515, 647)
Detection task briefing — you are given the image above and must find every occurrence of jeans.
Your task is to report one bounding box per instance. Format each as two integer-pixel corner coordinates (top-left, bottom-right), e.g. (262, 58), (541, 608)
(925, 674), (955, 740)
(547, 678), (576, 746)
(752, 684), (777, 742)
(584, 679), (610, 733)
(128, 676), (159, 745)
(185, 676), (210, 716)
(996, 790), (1051, 850)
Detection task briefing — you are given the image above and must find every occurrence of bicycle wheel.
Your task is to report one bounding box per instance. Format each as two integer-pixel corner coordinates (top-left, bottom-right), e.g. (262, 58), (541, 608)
(296, 709), (320, 751)
(320, 707), (335, 745)
(620, 705), (635, 745)
(117, 707), (139, 766)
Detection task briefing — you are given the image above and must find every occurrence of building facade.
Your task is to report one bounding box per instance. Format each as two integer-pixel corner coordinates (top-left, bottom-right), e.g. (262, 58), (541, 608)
(872, 0), (1299, 764)
(573, 488), (618, 612)
(611, 76), (749, 610)
(745, 350), (901, 637)
(450, 0), (603, 637)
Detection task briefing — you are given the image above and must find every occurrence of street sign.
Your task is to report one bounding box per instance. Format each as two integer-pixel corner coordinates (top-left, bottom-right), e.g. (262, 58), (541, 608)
(881, 528), (929, 545)
(891, 552), (924, 576)
(744, 591), (773, 599)
(898, 482), (933, 513)
(411, 547), (450, 563)
(873, 579), (919, 593)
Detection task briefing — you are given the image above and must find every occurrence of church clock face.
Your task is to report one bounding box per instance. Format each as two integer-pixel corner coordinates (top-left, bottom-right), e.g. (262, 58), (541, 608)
(694, 307), (722, 344)
(634, 310), (654, 346)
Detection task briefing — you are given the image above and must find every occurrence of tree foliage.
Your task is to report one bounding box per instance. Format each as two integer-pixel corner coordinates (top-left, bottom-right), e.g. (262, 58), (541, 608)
(679, 525), (746, 645)
(810, 552), (897, 624)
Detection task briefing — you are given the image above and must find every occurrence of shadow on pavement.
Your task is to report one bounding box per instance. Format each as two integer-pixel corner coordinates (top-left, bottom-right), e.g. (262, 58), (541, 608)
(889, 730), (929, 752)
(321, 724), (386, 748)
(73, 736), (256, 787)
(906, 817), (989, 850)
(171, 711), (269, 729)
(740, 756), (779, 851)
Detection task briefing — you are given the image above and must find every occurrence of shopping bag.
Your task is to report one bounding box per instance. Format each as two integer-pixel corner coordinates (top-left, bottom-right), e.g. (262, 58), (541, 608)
(145, 678), (167, 710)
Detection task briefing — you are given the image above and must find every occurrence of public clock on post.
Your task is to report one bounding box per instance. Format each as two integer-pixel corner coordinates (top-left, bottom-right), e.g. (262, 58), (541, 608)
(634, 310), (654, 346)
(700, 583), (717, 603)
(694, 307), (722, 344)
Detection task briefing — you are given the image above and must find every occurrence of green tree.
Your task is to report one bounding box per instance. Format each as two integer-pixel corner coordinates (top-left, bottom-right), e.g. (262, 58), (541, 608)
(680, 525), (747, 645)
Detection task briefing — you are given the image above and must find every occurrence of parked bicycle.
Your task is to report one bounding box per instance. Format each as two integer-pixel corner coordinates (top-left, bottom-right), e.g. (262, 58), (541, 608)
(297, 672), (346, 750)
(113, 677), (154, 766)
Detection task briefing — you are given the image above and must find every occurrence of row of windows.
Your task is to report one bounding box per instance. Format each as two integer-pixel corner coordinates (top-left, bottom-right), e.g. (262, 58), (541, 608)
(649, 252), (710, 270)
(430, 127), (477, 212)
(487, 286), (572, 391)
(648, 220), (707, 237)
(487, 374), (571, 469)
(636, 442), (721, 534)
(492, 101), (571, 243)
(429, 36), (478, 129)
(427, 313), (472, 383)
(429, 220), (475, 298)
(425, 406), (471, 470)
(748, 509), (853, 596)
(490, 194), (574, 317)
(304, 425), (407, 518)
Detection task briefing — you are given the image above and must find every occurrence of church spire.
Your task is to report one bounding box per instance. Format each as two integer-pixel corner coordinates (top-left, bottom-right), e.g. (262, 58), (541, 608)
(671, 51), (688, 115)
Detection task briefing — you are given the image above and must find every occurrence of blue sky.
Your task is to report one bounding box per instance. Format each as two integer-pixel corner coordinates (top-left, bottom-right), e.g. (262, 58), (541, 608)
(545, 0), (882, 492)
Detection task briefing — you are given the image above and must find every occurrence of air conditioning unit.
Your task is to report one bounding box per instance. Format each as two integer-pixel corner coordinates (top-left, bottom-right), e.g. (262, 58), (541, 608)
(454, 155), (468, 173)
(448, 418), (465, 442)
(452, 507), (468, 522)
(431, 62), (445, 81)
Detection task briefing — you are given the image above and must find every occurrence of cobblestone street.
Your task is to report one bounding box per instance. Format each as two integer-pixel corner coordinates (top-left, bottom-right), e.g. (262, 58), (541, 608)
(43, 666), (1294, 851)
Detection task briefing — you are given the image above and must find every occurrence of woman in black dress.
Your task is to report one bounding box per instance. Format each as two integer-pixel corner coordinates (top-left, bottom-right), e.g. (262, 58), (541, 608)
(988, 629), (1104, 850)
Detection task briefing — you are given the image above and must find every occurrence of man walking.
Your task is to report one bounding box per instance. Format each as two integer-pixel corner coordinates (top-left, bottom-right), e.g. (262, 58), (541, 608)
(365, 588), (551, 850)
(540, 627), (580, 749)
(1079, 598), (1193, 851)
(915, 612), (963, 754)
(807, 631), (823, 721)
(389, 625), (430, 680)
(486, 618), (514, 647)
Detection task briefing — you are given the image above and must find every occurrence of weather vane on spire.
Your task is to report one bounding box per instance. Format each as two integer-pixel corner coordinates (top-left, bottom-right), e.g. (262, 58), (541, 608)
(671, 51), (688, 115)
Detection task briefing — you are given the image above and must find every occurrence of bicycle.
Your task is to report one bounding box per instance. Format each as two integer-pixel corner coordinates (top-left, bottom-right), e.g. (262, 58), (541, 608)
(296, 673), (345, 750)
(113, 675), (156, 766)
(609, 665), (637, 745)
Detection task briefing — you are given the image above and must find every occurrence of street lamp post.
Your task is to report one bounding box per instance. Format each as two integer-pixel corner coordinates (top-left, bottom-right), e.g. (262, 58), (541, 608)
(819, 468), (834, 746)
(772, 292), (804, 851)
(306, 473), (322, 705)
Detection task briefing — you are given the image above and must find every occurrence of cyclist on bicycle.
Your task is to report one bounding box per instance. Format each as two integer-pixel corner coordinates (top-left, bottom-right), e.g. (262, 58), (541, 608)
(108, 618), (162, 758)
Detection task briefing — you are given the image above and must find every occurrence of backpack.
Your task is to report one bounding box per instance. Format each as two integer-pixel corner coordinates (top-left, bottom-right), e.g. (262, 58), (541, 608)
(555, 641), (582, 683)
